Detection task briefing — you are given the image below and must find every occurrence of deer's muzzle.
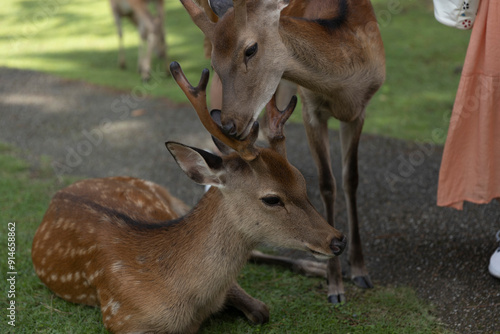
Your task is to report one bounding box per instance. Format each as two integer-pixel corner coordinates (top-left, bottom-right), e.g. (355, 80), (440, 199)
(330, 235), (347, 256)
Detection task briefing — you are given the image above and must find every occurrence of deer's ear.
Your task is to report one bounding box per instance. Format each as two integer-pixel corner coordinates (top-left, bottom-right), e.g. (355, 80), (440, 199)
(209, 0), (233, 17)
(277, 0), (290, 12)
(166, 142), (225, 188)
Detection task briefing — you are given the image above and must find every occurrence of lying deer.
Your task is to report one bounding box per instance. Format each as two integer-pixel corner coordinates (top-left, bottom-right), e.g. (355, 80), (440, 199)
(109, 0), (168, 81)
(181, 0), (386, 304)
(31, 62), (346, 333)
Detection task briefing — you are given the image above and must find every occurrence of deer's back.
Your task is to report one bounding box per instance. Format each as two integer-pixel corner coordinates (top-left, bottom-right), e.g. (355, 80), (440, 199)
(31, 176), (193, 332)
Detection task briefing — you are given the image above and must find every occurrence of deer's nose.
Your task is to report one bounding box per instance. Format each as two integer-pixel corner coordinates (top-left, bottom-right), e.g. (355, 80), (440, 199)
(221, 120), (237, 137)
(330, 235), (347, 256)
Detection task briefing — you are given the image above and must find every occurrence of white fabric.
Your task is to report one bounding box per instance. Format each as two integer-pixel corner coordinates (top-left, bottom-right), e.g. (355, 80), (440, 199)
(433, 0), (480, 29)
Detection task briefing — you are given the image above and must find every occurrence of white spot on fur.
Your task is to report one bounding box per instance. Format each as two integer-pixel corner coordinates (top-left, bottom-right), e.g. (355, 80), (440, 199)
(54, 218), (63, 229)
(88, 269), (103, 283)
(51, 274), (58, 281)
(102, 297), (114, 313)
(39, 223), (47, 233)
(62, 221), (71, 231)
(111, 301), (121, 315)
(77, 294), (87, 300)
(64, 294), (72, 299)
(110, 261), (124, 273)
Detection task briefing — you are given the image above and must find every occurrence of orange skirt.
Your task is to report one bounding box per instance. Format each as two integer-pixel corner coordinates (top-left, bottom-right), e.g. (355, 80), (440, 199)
(437, 0), (500, 210)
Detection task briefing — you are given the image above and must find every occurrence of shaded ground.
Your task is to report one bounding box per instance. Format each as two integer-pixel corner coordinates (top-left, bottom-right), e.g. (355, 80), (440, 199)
(1, 67), (499, 333)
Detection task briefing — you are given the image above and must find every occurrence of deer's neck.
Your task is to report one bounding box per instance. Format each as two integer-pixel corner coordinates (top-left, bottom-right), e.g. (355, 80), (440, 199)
(152, 189), (254, 288)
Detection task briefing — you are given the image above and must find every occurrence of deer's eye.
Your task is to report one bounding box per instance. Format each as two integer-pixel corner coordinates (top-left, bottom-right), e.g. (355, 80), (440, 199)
(261, 196), (283, 207)
(244, 43), (258, 62)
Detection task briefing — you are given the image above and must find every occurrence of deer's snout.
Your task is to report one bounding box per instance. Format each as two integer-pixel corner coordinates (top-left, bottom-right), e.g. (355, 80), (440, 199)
(221, 119), (237, 137)
(330, 235), (347, 256)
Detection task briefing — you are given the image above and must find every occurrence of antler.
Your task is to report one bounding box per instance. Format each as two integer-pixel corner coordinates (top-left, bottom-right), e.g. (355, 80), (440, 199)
(265, 94), (297, 158)
(170, 61), (259, 161)
(180, 0), (215, 40)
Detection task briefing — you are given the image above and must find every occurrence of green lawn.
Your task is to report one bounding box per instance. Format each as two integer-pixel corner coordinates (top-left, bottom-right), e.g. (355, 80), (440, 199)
(0, 1), (467, 332)
(0, 0), (470, 143)
(0, 145), (449, 333)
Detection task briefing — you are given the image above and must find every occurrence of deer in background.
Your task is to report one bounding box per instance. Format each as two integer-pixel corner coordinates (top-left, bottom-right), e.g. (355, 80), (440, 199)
(181, 0), (386, 304)
(109, 0), (168, 81)
(31, 62), (346, 333)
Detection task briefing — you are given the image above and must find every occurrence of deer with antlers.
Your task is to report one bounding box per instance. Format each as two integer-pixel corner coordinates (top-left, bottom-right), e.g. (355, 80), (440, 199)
(31, 63), (346, 333)
(109, 0), (168, 81)
(181, 0), (385, 304)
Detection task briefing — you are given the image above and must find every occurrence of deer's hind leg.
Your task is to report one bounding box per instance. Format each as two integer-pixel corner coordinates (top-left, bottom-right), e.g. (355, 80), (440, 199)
(110, 3), (126, 69)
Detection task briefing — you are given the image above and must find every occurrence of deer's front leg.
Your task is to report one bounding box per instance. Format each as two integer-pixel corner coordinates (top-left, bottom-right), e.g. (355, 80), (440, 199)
(154, 0), (169, 75)
(225, 282), (269, 325)
(301, 94), (345, 305)
(340, 116), (373, 289)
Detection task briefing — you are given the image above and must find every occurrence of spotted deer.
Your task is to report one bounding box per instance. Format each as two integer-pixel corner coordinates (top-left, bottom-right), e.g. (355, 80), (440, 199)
(109, 0), (168, 81)
(31, 62), (346, 333)
(181, 0), (386, 304)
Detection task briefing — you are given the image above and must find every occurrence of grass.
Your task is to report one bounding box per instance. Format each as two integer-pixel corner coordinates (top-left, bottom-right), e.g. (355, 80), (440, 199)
(0, 144), (450, 333)
(0, 0), (466, 332)
(0, 0), (471, 143)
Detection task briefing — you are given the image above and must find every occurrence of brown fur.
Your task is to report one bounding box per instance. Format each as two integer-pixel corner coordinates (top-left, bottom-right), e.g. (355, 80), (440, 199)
(32, 146), (345, 333)
(182, 0), (386, 303)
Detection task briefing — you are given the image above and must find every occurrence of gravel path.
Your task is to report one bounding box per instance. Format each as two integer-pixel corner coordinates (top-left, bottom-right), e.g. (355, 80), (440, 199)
(1, 67), (499, 333)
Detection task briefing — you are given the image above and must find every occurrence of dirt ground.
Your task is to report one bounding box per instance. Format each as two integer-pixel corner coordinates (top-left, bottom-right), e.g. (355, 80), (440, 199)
(1, 67), (499, 333)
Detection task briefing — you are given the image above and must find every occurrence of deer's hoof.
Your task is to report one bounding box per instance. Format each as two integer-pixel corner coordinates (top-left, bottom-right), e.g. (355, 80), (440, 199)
(247, 304), (269, 325)
(352, 275), (374, 289)
(328, 293), (346, 306)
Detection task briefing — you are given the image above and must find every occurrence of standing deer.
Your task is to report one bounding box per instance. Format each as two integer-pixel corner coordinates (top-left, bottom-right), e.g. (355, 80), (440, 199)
(181, 0), (386, 304)
(31, 63), (346, 333)
(109, 0), (168, 81)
